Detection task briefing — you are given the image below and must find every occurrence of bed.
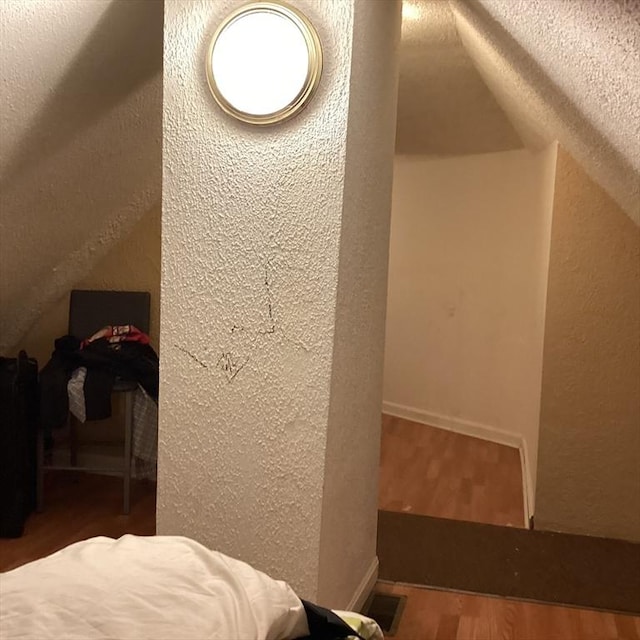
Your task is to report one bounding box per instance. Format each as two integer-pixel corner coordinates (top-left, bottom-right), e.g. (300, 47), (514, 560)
(0, 535), (382, 640)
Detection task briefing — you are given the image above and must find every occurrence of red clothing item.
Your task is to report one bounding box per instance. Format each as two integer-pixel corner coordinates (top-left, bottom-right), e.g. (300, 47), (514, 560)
(81, 325), (150, 348)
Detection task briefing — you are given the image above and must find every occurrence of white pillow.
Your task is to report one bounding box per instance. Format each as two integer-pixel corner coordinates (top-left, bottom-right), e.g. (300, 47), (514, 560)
(0, 535), (309, 640)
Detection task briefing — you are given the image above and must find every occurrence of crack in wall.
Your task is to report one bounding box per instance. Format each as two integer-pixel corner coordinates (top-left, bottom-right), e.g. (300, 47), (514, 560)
(174, 344), (208, 368)
(257, 258), (276, 336)
(216, 351), (248, 383)
(174, 343), (248, 384)
(175, 257), (317, 384)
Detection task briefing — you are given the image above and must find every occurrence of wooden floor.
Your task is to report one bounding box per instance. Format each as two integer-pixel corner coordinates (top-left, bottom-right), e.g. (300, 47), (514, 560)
(379, 414), (525, 527)
(376, 582), (640, 640)
(0, 471), (155, 572)
(2, 472), (638, 639)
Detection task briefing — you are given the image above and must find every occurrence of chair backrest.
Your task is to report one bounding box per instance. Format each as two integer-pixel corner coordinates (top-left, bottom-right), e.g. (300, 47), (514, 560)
(68, 290), (151, 340)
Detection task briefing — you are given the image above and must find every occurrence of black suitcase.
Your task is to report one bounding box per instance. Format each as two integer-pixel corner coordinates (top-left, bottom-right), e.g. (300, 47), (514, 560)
(0, 351), (38, 538)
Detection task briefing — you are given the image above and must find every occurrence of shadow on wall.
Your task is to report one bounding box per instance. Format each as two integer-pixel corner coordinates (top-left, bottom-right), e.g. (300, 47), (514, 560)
(0, 0), (163, 190)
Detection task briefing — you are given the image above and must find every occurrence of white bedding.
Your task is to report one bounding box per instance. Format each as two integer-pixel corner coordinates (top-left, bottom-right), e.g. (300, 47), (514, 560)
(0, 535), (310, 640)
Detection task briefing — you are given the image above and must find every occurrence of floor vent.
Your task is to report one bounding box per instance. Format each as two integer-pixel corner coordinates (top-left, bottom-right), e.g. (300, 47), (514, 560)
(362, 592), (406, 636)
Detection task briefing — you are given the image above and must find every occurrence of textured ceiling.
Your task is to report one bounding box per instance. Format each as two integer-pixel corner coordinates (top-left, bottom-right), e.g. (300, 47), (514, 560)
(396, 0), (522, 155)
(449, 0), (640, 223)
(466, 0), (640, 173)
(399, 0), (639, 223)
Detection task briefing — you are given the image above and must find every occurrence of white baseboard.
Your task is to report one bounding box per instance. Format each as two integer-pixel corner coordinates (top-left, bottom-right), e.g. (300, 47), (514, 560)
(382, 401), (534, 528)
(382, 402), (522, 449)
(347, 557), (378, 612)
(519, 441), (534, 527)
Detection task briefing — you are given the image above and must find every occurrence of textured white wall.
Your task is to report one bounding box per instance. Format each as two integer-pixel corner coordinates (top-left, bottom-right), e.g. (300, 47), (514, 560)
(317, 0), (401, 608)
(0, 0), (162, 353)
(450, 0), (640, 224)
(470, 0), (640, 174)
(383, 148), (557, 514)
(159, 0), (399, 606)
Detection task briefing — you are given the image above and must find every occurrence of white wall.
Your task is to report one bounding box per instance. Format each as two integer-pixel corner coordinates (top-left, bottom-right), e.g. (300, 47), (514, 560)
(159, 0), (399, 608)
(318, 0), (401, 608)
(383, 147), (557, 514)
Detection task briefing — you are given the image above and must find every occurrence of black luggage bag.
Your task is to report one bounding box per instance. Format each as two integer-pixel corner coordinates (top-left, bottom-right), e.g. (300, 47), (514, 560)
(0, 351), (38, 538)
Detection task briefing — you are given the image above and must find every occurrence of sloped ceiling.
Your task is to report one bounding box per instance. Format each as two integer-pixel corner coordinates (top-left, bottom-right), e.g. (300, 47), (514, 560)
(0, 0), (162, 354)
(401, 0), (639, 223)
(396, 0), (522, 155)
(450, 0), (640, 223)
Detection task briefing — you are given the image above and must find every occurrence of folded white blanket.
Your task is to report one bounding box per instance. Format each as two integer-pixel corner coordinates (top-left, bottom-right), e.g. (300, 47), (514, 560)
(0, 535), (309, 640)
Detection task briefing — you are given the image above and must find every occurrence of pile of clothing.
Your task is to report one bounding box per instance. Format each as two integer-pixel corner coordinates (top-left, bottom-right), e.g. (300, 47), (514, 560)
(39, 325), (159, 479)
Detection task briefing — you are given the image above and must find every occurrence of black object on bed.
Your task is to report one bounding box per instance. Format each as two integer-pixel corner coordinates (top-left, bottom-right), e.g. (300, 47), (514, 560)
(300, 600), (366, 640)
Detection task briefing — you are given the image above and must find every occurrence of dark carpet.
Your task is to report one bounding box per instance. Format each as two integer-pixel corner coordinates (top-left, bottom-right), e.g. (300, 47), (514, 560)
(377, 510), (640, 615)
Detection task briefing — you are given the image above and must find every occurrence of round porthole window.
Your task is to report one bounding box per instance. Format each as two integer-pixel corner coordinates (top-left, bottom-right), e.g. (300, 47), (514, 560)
(206, 2), (323, 125)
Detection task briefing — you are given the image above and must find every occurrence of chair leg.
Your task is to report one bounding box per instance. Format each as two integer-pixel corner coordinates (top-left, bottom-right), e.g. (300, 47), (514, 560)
(123, 391), (133, 515)
(36, 429), (44, 513)
(69, 414), (78, 467)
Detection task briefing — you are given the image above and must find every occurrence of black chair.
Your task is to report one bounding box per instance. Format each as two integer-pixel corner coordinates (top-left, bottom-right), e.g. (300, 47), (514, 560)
(37, 290), (151, 515)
